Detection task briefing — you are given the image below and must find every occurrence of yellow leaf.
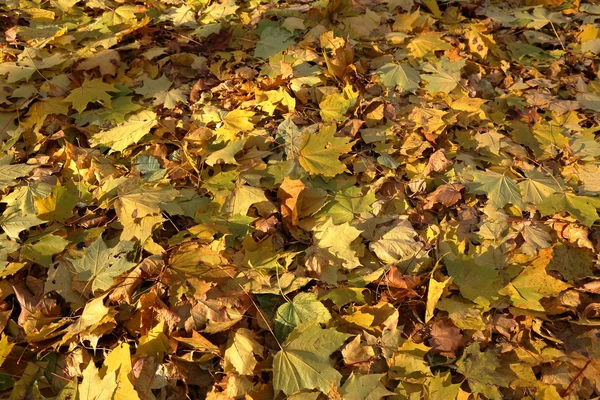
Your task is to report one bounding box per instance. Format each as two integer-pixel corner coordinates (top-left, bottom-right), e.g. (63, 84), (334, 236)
(103, 343), (141, 400)
(217, 108), (255, 141)
(136, 321), (170, 360)
(80, 361), (117, 400)
(0, 334), (14, 367)
(407, 32), (452, 58)
(425, 277), (449, 323)
(224, 328), (264, 375)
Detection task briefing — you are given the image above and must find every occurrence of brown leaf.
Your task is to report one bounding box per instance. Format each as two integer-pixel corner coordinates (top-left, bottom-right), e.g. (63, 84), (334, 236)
(110, 255), (164, 304)
(277, 177), (307, 238)
(424, 184), (465, 210)
(383, 266), (422, 290)
(342, 335), (375, 366)
(424, 149), (452, 176)
(583, 303), (600, 319)
(428, 319), (464, 358)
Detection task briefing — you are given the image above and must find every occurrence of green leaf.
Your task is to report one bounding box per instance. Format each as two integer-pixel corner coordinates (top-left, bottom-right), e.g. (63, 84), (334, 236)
(274, 292), (332, 341)
(66, 237), (136, 293)
(456, 343), (511, 400)
(91, 110), (158, 153)
(518, 169), (562, 205)
(421, 57), (465, 94)
(376, 63), (420, 92)
(538, 192), (600, 227)
(500, 248), (570, 311)
(64, 78), (119, 113)
(319, 88), (357, 123)
(224, 185), (269, 216)
(313, 218), (362, 270)
(135, 155), (167, 182)
(467, 169), (523, 208)
(135, 75), (173, 98)
(298, 124), (353, 177)
(318, 186), (376, 224)
(408, 33), (452, 58)
(153, 88), (187, 109)
(340, 373), (395, 400)
(20, 233), (69, 268)
(0, 211), (44, 240)
(273, 322), (351, 396)
(0, 156), (36, 190)
(445, 257), (499, 309)
(75, 96), (142, 126)
(254, 27), (295, 59)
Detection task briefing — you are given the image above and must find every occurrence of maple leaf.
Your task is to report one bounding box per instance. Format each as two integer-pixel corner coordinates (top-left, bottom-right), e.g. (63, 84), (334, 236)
(35, 184), (78, 223)
(500, 248), (570, 311)
(426, 372), (463, 400)
(224, 328), (264, 375)
(518, 169), (562, 205)
(298, 123), (353, 177)
(421, 57), (465, 93)
(370, 217), (422, 264)
(319, 85), (358, 123)
(538, 192), (600, 227)
(408, 32), (452, 58)
(445, 256), (500, 309)
(0, 155), (36, 190)
(223, 184), (269, 216)
(154, 87), (187, 109)
(0, 52), (65, 83)
(273, 322), (351, 395)
(255, 27), (296, 59)
(377, 62), (420, 92)
(80, 361), (118, 400)
(91, 110), (158, 153)
(64, 78), (119, 113)
(217, 108), (255, 141)
(66, 237), (136, 293)
(5, 0), (600, 397)
(340, 373), (395, 400)
(467, 169), (523, 208)
(135, 75), (173, 98)
(23, 97), (70, 133)
(76, 49), (121, 76)
(274, 292), (332, 340)
(313, 218), (362, 270)
(103, 343), (141, 400)
(456, 343), (511, 400)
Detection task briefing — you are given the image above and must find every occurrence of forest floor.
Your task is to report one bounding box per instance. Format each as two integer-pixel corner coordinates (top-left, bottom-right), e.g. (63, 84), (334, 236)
(0, 0), (600, 399)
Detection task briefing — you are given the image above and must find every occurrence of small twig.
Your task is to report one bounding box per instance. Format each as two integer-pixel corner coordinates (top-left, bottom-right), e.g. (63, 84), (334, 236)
(561, 358), (591, 397)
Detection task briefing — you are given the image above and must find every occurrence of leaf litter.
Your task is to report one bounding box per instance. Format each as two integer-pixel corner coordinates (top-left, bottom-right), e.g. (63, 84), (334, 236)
(0, 0), (600, 398)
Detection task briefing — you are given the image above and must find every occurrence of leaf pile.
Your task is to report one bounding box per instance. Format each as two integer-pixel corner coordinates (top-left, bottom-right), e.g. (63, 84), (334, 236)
(1, 0), (600, 398)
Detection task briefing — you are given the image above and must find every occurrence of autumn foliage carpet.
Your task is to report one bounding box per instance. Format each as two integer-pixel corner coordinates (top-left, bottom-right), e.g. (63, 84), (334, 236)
(0, 0), (600, 398)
